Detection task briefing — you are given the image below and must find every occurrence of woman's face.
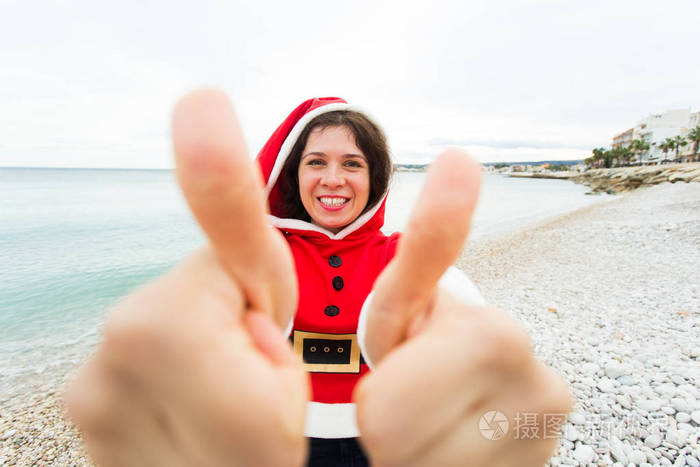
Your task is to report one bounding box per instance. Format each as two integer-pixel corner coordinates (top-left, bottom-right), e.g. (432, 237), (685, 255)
(298, 125), (370, 233)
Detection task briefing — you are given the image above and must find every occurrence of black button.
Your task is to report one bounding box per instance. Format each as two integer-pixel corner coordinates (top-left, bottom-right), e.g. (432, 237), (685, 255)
(332, 276), (344, 291)
(324, 305), (340, 317)
(329, 255), (342, 268)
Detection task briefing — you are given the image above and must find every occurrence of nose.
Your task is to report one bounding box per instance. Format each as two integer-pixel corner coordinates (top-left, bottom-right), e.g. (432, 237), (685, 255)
(321, 164), (344, 188)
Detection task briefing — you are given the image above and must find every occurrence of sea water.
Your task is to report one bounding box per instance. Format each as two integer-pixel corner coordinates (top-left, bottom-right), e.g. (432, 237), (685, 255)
(0, 167), (610, 398)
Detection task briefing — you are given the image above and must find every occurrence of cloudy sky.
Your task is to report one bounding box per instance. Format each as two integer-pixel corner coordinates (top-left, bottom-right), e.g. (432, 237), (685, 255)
(1, 0), (699, 168)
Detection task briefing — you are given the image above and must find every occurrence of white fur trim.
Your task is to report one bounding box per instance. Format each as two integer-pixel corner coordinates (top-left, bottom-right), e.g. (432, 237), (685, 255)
(266, 188), (386, 240)
(283, 316), (294, 338)
(357, 266), (485, 369)
(265, 102), (353, 196)
(264, 102), (387, 240)
(438, 266), (486, 307)
(305, 402), (359, 438)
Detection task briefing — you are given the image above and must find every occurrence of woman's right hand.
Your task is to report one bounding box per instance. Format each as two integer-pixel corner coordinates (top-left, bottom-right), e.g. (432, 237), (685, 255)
(63, 90), (309, 467)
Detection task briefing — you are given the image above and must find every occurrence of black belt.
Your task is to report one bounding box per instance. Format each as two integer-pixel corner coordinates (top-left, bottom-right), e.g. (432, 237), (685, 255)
(289, 331), (365, 373)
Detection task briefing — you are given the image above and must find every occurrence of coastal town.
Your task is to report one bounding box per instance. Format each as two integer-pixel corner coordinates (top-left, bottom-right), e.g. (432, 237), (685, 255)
(396, 107), (700, 195)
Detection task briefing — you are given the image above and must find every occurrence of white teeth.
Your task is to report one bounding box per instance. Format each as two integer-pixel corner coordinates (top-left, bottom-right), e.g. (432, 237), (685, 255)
(319, 197), (348, 207)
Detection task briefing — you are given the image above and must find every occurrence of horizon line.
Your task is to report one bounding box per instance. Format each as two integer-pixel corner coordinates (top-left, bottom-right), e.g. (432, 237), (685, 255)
(1, 158), (585, 171)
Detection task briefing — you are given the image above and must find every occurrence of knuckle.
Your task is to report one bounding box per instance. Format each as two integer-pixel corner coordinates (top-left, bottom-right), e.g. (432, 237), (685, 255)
(101, 292), (169, 371)
(538, 366), (575, 415)
(466, 311), (534, 372)
(63, 382), (94, 430)
(354, 381), (393, 452)
(354, 383), (405, 467)
(63, 359), (117, 434)
(518, 363), (575, 425)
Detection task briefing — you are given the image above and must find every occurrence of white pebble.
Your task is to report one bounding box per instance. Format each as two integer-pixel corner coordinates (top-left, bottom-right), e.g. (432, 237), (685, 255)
(677, 423), (694, 433)
(642, 446), (659, 462)
(671, 398), (690, 413)
(597, 378), (617, 393)
(644, 434), (662, 449)
(1, 429), (17, 440)
(606, 362), (629, 379)
(609, 436), (629, 464)
(617, 394), (632, 409)
(573, 444), (596, 465)
(568, 412), (587, 425)
(581, 362), (600, 375)
(655, 384), (676, 397)
(663, 406), (677, 415)
(629, 450), (647, 465)
(565, 426), (580, 442)
(666, 429), (688, 447)
(690, 410), (700, 424)
(670, 374), (687, 385)
(637, 399), (663, 412)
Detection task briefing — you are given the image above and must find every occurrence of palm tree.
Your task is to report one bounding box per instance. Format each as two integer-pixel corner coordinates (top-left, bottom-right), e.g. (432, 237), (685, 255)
(687, 126), (700, 162)
(590, 147), (607, 168)
(658, 140), (673, 162)
(629, 139), (650, 165)
(613, 146), (632, 166)
(670, 135), (688, 162)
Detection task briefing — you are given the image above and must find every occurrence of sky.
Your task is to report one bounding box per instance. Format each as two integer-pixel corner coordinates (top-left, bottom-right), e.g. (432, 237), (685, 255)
(1, 0), (699, 168)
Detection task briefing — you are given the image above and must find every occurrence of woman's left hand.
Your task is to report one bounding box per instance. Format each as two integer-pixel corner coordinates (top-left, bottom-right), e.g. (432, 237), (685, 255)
(355, 151), (573, 467)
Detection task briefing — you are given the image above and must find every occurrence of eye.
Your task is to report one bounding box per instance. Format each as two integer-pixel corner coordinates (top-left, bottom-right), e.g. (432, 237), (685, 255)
(344, 160), (365, 168)
(307, 159), (325, 166)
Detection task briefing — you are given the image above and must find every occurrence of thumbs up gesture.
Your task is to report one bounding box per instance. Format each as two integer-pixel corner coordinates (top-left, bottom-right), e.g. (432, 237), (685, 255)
(64, 89), (572, 467)
(64, 90), (309, 467)
(355, 152), (573, 466)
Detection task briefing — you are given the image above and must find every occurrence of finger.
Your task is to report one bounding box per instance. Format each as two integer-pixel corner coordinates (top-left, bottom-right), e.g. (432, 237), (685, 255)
(356, 331), (497, 465)
(357, 294), (542, 467)
(408, 363), (571, 467)
(365, 150), (481, 361)
(64, 355), (186, 467)
(172, 89), (266, 253)
(245, 312), (300, 367)
(172, 89), (297, 324)
(357, 292), (531, 458)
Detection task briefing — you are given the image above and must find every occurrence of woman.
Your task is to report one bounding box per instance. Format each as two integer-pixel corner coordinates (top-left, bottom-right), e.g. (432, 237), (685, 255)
(255, 97), (483, 466)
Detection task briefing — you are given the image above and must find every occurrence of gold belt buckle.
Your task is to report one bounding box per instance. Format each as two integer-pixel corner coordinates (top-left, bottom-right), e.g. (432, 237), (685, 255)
(292, 330), (361, 373)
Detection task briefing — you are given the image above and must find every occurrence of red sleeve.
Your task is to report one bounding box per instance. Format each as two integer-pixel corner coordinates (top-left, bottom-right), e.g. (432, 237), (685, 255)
(383, 232), (401, 265)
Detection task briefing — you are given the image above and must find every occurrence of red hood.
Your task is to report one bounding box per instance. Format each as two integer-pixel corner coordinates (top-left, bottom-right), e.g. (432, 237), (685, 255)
(255, 97), (389, 240)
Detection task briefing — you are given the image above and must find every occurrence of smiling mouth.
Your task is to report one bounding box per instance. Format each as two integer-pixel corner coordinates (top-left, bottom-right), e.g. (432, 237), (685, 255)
(318, 196), (349, 207)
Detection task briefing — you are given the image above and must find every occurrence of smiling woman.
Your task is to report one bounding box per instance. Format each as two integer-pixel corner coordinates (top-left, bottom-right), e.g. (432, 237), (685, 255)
(255, 98), (403, 465)
(276, 108), (393, 230)
(297, 127), (371, 233)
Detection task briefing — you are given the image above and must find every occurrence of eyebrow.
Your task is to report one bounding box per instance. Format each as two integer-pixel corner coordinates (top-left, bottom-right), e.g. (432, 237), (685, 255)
(302, 152), (367, 160)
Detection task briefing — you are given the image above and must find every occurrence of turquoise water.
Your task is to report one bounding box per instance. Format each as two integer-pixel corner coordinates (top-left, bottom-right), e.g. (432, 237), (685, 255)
(0, 168), (609, 397)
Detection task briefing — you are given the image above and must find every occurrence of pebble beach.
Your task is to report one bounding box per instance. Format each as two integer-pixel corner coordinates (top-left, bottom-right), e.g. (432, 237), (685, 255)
(2, 181), (699, 466)
(459, 181), (700, 466)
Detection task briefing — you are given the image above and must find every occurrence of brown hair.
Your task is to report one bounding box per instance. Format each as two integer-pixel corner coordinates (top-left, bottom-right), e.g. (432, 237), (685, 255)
(278, 110), (393, 221)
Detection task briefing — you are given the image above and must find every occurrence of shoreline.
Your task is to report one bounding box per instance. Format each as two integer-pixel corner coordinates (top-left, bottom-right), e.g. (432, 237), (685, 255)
(2, 183), (699, 466)
(504, 161), (700, 194)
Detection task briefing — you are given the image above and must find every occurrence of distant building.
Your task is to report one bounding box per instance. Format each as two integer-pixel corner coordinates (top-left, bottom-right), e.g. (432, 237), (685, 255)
(629, 108), (692, 162)
(612, 128), (634, 149)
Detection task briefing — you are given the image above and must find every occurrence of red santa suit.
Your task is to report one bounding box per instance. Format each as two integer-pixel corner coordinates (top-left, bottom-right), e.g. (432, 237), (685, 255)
(256, 97), (484, 439)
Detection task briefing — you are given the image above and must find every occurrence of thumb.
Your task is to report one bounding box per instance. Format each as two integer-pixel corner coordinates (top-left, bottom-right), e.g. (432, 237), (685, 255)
(364, 150), (481, 363)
